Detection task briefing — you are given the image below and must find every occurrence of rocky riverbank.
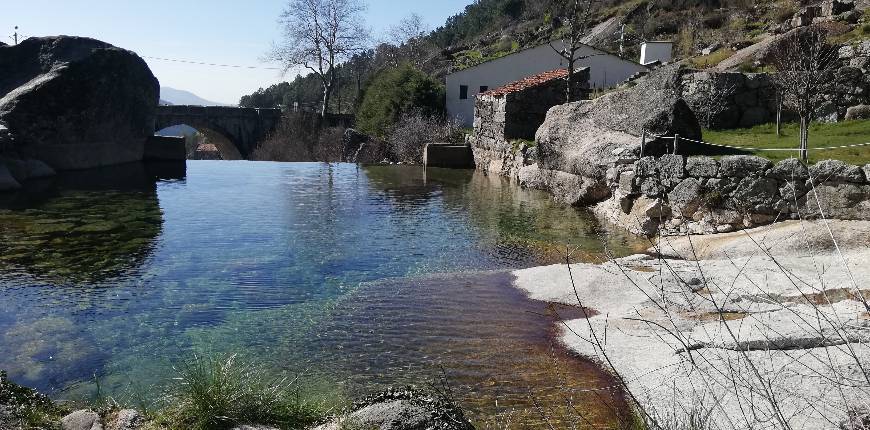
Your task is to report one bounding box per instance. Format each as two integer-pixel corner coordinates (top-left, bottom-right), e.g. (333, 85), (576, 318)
(510, 219), (870, 429)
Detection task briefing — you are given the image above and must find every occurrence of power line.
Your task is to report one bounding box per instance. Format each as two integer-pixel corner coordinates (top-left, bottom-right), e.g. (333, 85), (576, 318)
(142, 55), (283, 70)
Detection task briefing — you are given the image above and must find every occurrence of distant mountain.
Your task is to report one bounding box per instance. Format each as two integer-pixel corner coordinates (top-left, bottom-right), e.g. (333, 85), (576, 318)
(160, 87), (231, 107)
(156, 124), (198, 137)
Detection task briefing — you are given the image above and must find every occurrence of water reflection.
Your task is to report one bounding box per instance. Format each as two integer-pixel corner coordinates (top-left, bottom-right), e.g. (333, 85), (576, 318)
(0, 162), (182, 284)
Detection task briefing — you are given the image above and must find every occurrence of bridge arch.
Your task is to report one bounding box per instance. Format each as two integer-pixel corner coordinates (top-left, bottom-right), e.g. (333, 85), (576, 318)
(154, 106), (281, 159)
(155, 122), (244, 160)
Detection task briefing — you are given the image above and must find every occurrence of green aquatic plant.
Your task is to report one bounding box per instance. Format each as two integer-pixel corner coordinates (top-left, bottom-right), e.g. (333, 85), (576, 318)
(158, 353), (325, 430)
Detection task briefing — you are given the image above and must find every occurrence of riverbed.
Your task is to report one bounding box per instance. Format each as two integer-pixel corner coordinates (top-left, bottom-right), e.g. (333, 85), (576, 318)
(0, 161), (646, 427)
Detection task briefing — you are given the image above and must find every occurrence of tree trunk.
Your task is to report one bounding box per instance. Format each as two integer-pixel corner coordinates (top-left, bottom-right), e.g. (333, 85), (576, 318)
(321, 83), (332, 119)
(799, 115), (808, 162)
(566, 57), (576, 103)
(776, 94), (782, 138)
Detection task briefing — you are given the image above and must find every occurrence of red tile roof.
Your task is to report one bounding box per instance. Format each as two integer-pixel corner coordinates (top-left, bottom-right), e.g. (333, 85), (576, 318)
(479, 69), (569, 97)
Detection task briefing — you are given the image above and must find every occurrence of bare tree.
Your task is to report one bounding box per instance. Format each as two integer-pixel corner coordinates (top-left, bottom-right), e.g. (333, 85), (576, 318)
(770, 26), (839, 162)
(550, 0), (599, 102)
(376, 13), (432, 70)
(387, 13), (428, 47)
(272, 0), (370, 118)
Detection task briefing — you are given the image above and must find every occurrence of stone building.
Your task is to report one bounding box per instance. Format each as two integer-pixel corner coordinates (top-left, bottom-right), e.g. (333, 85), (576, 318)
(470, 68), (590, 176)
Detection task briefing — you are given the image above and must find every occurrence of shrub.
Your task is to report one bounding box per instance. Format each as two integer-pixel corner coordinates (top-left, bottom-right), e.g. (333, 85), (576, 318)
(356, 64), (445, 139)
(251, 113), (344, 162)
(159, 354), (323, 430)
(387, 111), (464, 164)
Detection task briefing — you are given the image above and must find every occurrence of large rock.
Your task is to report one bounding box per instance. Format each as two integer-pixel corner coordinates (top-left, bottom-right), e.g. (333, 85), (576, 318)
(845, 104), (870, 120)
(62, 410), (103, 430)
(535, 65), (701, 204)
(718, 155), (773, 177)
(809, 159), (866, 183)
(0, 36), (159, 170)
(0, 163), (20, 191)
(105, 409), (143, 430)
(314, 388), (474, 430)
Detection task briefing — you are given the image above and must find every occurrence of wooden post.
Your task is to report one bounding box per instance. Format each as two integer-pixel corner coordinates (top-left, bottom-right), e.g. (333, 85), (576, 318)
(673, 134), (680, 155)
(640, 130), (646, 159)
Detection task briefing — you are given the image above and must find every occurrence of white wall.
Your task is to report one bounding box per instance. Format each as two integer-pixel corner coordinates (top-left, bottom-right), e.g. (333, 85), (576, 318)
(446, 42), (648, 127)
(640, 42), (673, 65)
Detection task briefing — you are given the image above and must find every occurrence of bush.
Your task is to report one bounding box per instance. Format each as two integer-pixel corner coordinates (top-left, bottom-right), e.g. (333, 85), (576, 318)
(387, 111), (464, 164)
(251, 113), (344, 162)
(356, 64), (445, 139)
(159, 354), (324, 430)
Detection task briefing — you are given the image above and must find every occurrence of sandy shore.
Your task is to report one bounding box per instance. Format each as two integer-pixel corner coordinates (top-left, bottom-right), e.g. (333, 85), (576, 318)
(511, 220), (870, 429)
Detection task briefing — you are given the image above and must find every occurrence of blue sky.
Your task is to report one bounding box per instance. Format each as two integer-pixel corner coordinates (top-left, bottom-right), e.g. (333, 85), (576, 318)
(1, 0), (471, 104)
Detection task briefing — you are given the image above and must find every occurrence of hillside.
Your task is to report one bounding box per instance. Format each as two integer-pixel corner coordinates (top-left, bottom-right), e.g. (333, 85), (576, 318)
(160, 86), (230, 106)
(240, 0), (870, 109)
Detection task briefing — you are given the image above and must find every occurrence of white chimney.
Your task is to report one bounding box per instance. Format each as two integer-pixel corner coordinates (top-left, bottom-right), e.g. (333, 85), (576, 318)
(640, 41), (673, 65)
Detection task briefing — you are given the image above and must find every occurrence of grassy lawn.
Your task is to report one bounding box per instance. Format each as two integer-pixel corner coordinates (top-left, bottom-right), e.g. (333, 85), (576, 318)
(702, 120), (870, 165)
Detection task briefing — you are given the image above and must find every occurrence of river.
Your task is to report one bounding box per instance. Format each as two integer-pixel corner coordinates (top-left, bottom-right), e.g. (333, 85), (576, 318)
(0, 161), (646, 428)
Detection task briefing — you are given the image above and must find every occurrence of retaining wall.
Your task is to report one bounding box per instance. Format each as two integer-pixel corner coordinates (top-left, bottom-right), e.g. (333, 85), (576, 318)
(598, 154), (870, 236)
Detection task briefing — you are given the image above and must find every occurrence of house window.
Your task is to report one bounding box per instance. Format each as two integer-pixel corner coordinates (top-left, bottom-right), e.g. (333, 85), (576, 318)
(479, 86), (488, 93)
(459, 85), (469, 100)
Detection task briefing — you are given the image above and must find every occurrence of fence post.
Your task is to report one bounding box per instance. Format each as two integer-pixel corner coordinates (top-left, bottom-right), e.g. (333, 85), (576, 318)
(640, 130), (646, 159)
(673, 134), (680, 155)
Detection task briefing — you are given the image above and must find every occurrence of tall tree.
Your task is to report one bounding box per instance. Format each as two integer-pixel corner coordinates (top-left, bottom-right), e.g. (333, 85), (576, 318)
(550, 0), (598, 103)
(272, 0), (370, 118)
(770, 26), (839, 162)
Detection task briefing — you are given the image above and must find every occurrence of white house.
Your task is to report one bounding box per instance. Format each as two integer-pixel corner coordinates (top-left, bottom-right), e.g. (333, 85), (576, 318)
(446, 41), (650, 127)
(640, 41), (673, 65)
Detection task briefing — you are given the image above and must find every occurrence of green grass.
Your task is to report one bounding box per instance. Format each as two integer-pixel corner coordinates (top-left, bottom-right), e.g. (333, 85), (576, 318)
(703, 121), (870, 165)
(688, 48), (735, 69)
(156, 354), (326, 430)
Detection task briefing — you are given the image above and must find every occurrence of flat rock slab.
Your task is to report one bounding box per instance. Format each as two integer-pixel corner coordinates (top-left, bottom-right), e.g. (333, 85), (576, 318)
(512, 219), (870, 429)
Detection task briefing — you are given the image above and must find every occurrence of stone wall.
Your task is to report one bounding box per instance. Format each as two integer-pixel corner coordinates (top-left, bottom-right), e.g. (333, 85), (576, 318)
(598, 154), (870, 236)
(470, 68), (589, 177)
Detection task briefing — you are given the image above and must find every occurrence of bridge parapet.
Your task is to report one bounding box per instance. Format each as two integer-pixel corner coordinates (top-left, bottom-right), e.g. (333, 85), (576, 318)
(154, 105), (282, 159)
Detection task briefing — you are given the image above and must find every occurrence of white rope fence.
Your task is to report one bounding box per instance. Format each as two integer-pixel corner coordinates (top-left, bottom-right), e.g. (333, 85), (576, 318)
(639, 130), (870, 156)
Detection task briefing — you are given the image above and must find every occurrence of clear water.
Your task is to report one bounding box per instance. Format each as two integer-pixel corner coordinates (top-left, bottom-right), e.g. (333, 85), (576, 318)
(0, 161), (645, 427)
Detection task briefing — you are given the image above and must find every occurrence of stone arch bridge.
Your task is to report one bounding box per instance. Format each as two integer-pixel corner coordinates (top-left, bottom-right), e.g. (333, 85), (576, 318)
(155, 106), (282, 159)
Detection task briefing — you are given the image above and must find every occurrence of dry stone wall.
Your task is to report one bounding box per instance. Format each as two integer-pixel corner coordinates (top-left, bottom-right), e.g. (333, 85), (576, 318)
(598, 154), (870, 236)
(470, 68), (589, 177)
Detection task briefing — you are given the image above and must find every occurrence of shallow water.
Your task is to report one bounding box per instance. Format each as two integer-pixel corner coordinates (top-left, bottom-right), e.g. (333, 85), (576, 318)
(0, 161), (645, 427)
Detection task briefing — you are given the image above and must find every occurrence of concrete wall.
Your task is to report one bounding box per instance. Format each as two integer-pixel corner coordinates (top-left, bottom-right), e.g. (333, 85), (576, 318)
(640, 42), (673, 65)
(446, 42), (647, 127)
(424, 144), (475, 169)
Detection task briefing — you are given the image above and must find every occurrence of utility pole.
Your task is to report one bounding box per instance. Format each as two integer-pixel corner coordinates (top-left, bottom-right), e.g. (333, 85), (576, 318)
(13, 26), (19, 45)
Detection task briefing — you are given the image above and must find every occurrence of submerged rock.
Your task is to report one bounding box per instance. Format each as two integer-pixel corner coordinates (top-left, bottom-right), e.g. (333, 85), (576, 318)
(0, 36), (159, 170)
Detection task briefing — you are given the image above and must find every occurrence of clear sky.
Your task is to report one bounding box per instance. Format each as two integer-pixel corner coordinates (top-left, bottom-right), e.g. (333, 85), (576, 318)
(1, 0), (471, 105)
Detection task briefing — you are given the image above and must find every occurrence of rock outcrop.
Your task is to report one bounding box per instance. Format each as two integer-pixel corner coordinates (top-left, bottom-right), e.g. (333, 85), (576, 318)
(0, 36), (159, 172)
(525, 64), (701, 205)
(512, 220), (870, 430)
